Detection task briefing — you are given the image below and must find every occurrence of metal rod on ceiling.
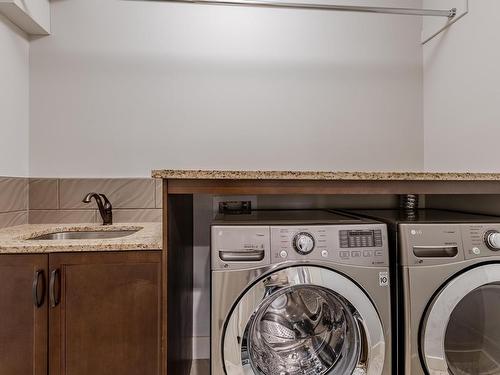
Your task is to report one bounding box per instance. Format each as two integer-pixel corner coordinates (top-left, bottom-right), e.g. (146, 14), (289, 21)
(165, 0), (457, 18)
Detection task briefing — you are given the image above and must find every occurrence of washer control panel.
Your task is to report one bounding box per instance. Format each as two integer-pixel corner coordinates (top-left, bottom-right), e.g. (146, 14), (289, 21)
(212, 224), (389, 269)
(270, 224), (388, 267)
(339, 229), (383, 248)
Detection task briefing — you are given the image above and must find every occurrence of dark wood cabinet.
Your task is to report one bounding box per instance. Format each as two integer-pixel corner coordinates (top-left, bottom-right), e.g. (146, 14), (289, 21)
(49, 251), (161, 375)
(0, 251), (161, 375)
(0, 254), (48, 375)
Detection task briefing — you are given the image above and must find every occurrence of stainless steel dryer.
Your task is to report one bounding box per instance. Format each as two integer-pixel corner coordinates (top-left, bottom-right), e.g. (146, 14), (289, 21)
(349, 209), (500, 375)
(211, 210), (392, 375)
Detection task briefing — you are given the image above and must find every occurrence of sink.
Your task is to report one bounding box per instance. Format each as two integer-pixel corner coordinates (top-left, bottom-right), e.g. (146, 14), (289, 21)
(29, 230), (139, 240)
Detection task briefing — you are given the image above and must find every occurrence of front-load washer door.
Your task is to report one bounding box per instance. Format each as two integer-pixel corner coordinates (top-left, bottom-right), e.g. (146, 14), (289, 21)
(222, 265), (385, 375)
(422, 264), (500, 375)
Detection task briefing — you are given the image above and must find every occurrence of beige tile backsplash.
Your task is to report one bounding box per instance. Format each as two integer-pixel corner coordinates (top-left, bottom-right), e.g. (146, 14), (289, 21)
(59, 178), (157, 209)
(27, 178), (162, 225)
(29, 178), (59, 210)
(0, 177), (28, 213)
(28, 209), (97, 224)
(113, 209), (162, 223)
(0, 177), (161, 228)
(0, 211), (28, 229)
(0, 178), (28, 229)
(155, 179), (163, 209)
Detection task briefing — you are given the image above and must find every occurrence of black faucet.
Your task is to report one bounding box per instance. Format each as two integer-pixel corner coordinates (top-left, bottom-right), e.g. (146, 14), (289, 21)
(82, 193), (113, 225)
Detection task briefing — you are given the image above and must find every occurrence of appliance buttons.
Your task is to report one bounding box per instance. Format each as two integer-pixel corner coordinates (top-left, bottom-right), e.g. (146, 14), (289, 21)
(375, 250), (383, 257)
(351, 251), (361, 258)
(472, 247), (481, 255)
(340, 251), (350, 258)
(321, 250), (329, 258)
(279, 250), (288, 258)
(363, 250), (373, 257)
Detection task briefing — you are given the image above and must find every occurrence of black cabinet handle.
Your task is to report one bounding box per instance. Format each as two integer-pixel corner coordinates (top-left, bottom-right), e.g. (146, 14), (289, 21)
(32, 270), (45, 308)
(49, 269), (60, 308)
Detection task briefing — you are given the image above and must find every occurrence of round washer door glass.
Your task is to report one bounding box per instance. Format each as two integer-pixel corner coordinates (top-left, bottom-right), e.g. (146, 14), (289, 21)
(445, 282), (500, 375)
(248, 285), (361, 374)
(222, 266), (386, 375)
(422, 264), (500, 375)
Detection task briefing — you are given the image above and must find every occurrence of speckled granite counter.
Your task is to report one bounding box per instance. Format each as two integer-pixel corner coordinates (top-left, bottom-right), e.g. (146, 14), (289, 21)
(152, 169), (500, 181)
(0, 223), (162, 254)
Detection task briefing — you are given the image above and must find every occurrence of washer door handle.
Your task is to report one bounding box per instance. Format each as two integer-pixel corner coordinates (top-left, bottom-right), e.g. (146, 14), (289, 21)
(219, 250), (265, 262)
(413, 246), (458, 258)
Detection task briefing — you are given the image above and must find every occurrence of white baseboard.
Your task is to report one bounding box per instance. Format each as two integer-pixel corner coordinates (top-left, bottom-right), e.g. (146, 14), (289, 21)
(193, 336), (210, 359)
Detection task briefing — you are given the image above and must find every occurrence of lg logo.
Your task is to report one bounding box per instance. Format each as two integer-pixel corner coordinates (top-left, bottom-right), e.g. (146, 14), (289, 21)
(411, 229), (423, 235)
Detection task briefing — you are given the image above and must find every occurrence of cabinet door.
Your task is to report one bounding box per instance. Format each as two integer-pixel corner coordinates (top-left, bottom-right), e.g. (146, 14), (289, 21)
(49, 251), (161, 375)
(0, 254), (48, 375)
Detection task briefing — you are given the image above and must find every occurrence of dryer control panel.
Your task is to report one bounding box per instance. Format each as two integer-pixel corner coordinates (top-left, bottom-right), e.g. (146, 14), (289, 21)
(399, 223), (500, 266)
(462, 223), (500, 259)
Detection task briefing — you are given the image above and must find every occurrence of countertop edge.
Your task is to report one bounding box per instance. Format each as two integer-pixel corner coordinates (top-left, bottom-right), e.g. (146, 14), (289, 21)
(151, 169), (500, 181)
(0, 222), (162, 255)
(0, 246), (162, 254)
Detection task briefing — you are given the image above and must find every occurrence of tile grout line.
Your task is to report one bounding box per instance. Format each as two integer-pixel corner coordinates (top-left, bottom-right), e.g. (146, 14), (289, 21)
(25, 178), (29, 225)
(154, 179), (157, 209)
(0, 210), (29, 214)
(57, 178), (61, 210)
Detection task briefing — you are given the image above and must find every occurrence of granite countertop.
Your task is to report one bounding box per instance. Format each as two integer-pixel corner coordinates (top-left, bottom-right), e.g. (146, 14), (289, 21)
(151, 169), (500, 181)
(0, 223), (162, 254)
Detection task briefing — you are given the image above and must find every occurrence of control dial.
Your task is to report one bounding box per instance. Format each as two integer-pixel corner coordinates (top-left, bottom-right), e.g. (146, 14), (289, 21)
(485, 230), (500, 251)
(293, 232), (315, 255)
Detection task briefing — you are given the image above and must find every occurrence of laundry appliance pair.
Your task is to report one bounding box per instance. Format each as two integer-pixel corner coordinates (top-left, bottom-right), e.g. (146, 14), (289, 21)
(211, 208), (500, 375)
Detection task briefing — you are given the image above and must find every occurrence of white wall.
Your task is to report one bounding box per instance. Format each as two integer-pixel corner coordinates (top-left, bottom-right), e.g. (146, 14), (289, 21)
(424, 1), (500, 172)
(0, 13), (29, 177)
(27, 0), (427, 358)
(30, 0), (424, 178)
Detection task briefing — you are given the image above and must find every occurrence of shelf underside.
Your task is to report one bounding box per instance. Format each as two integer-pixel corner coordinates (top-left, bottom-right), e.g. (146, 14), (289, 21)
(165, 179), (500, 195)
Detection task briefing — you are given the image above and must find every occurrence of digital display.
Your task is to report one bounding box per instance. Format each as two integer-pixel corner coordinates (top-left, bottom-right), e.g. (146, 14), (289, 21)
(339, 229), (383, 248)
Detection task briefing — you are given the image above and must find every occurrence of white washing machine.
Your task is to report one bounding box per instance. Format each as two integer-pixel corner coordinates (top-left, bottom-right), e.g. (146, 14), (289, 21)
(350, 209), (500, 375)
(211, 210), (392, 375)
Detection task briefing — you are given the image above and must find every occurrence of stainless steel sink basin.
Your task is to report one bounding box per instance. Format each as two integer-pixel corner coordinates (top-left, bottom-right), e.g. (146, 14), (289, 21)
(30, 230), (139, 240)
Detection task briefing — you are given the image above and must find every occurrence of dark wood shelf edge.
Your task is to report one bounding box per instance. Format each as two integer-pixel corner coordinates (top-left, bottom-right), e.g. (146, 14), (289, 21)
(163, 182), (194, 375)
(165, 179), (500, 195)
